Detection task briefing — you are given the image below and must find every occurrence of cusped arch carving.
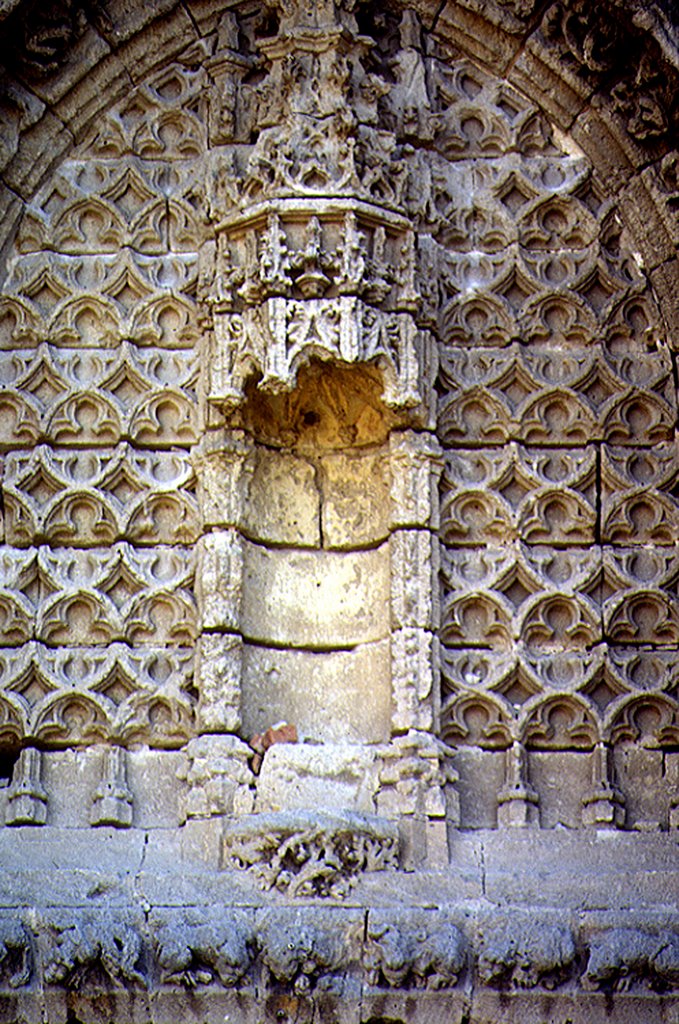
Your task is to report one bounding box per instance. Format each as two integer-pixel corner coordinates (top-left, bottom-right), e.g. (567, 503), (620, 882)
(0, 694), (26, 747)
(33, 692), (112, 748)
(606, 694), (679, 748)
(520, 694), (599, 751)
(440, 693), (513, 750)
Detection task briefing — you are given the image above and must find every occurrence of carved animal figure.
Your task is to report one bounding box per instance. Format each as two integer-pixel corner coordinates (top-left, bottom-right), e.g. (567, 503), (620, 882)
(257, 916), (344, 994)
(41, 915), (144, 987)
(155, 916), (252, 988)
(365, 916), (465, 990)
(477, 919), (575, 989)
(585, 928), (679, 992)
(0, 916), (31, 988)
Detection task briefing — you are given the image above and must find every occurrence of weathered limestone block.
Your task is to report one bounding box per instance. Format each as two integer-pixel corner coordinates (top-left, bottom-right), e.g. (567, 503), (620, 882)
(256, 908), (363, 994)
(318, 448), (390, 549)
(196, 434), (321, 545)
(437, 346), (675, 447)
(36, 748), (103, 829)
(6, 748), (46, 825)
(0, 249), (201, 349)
(89, 746), (133, 828)
(193, 430), (253, 529)
(389, 430), (442, 531)
(496, 741), (540, 828)
(452, 747), (506, 829)
(126, 748), (186, 829)
(34, 909), (145, 988)
(240, 640), (392, 744)
(240, 542), (390, 648)
(582, 742), (626, 831)
(529, 749), (594, 829)
(391, 628), (439, 734)
(195, 530), (243, 632)
(255, 743), (379, 814)
(584, 926), (679, 992)
(601, 443), (679, 544)
(440, 444), (596, 546)
(0, 344), (200, 450)
(0, 913), (32, 989)
(602, 548), (679, 644)
(243, 447), (320, 547)
(375, 733), (457, 829)
(179, 735), (254, 822)
(477, 914), (576, 989)
(0, 77), (45, 175)
(3, 444), (201, 546)
(0, 643), (195, 749)
(439, 544), (602, 649)
(391, 530), (439, 631)
(612, 744), (679, 832)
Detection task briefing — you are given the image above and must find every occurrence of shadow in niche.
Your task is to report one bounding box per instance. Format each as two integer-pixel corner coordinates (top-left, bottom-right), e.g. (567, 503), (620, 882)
(234, 358), (404, 451)
(0, 746), (19, 787)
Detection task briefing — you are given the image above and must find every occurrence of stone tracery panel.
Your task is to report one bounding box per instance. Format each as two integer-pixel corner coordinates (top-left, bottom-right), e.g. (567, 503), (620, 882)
(0, 0), (675, 847)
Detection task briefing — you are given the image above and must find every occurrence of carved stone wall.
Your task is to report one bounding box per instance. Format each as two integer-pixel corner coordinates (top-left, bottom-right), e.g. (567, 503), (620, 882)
(0, 0), (678, 1022)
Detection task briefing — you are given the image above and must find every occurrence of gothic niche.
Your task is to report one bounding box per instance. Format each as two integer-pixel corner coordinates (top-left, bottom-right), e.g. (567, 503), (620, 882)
(190, 0), (448, 890)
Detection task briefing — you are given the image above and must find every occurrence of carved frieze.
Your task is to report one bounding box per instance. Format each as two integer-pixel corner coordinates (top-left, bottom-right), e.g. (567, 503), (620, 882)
(477, 915), (576, 989)
(365, 911), (466, 990)
(601, 443), (679, 544)
(438, 345), (675, 447)
(441, 444), (596, 546)
(0, 905), (676, 995)
(439, 544), (602, 649)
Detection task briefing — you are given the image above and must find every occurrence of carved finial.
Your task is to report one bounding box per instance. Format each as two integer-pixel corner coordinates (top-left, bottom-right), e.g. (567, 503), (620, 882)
(91, 747), (133, 828)
(6, 748), (47, 826)
(216, 10), (239, 51)
(581, 741), (625, 829)
(496, 741), (539, 828)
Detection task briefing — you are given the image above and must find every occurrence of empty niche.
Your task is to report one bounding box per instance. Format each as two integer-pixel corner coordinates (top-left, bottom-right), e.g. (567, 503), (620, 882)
(235, 360), (399, 746)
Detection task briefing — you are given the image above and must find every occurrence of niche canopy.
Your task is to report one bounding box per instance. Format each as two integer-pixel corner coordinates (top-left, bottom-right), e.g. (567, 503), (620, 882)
(200, 0), (432, 415)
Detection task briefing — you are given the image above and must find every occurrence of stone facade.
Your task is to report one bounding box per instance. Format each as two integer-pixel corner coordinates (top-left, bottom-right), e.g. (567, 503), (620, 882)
(0, 0), (678, 1021)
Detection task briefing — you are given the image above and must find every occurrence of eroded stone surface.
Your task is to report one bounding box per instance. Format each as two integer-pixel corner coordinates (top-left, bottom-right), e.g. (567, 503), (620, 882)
(240, 640), (392, 744)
